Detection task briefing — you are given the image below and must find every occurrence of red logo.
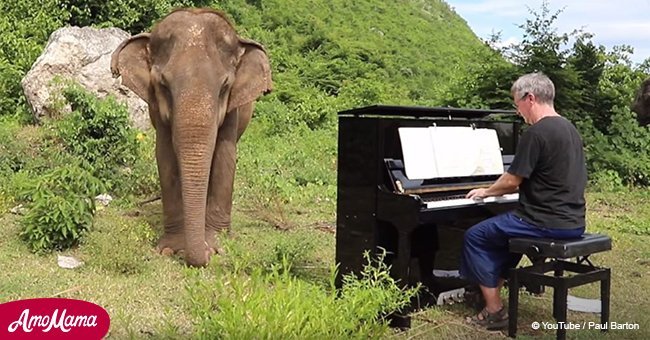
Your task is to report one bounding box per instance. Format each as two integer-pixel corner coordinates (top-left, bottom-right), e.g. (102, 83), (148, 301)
(0, 298), (110, 339)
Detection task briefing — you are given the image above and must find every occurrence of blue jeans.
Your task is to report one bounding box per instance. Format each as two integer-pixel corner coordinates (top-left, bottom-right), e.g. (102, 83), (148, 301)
(459, 212), (584, 288)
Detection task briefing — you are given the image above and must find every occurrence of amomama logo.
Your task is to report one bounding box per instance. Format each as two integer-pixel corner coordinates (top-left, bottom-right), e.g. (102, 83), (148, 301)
(0, 298), (110, 339)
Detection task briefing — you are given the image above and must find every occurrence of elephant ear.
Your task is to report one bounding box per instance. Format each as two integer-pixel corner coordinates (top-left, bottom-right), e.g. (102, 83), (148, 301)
(228, 39), (273, 112)
(111, 33), (152, 104)
(633, 78), (650, 126)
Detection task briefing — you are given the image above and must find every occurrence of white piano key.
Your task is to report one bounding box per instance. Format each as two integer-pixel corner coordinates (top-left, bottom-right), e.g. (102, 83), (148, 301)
(425, 193), (519, 210)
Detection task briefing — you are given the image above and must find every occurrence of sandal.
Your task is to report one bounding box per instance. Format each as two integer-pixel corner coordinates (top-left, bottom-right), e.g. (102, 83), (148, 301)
(466, 306), (508, 330)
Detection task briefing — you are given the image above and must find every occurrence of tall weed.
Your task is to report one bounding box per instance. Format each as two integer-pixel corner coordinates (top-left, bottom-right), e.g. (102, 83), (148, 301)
(186, 252), (418, 339)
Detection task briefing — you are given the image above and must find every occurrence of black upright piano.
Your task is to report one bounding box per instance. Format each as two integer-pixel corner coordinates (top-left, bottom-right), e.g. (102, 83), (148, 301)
(335, 105), (522, 303)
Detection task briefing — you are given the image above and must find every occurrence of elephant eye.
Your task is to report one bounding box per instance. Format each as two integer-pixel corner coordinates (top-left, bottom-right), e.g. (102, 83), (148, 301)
(222, 75), (232, 87)
(219, 76), (231, 96)
(219, 83), (229, 98)
(159, 73), (169, 87)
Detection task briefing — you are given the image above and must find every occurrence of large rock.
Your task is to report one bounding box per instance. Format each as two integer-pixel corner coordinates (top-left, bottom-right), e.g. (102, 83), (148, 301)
(21, 27), (149, 130)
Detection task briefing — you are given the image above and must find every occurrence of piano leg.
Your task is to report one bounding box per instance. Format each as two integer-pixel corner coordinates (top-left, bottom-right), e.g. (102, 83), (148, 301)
(412, 225), (439, 289)
(393, 230), (413, 288)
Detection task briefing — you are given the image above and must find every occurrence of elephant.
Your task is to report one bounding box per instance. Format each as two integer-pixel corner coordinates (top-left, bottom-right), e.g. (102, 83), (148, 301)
(110, 8), (272, 266)
(633, 78), (650, 126)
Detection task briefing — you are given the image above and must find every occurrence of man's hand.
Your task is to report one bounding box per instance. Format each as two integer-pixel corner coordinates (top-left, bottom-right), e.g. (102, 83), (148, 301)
(465, 173), (522, 200)
(466, 188), (489, 200)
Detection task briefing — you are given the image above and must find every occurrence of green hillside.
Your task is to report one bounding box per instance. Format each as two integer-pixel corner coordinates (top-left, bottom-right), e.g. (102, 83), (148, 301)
(0, 0), (494, 125)
(232, 0), (489, 106)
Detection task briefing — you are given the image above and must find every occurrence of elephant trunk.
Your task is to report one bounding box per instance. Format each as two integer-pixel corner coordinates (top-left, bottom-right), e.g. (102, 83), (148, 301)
(174, 113), (218, 267)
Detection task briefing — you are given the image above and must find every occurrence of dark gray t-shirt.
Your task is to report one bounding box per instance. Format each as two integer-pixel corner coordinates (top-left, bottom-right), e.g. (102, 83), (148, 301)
(507, 116), (586, 229)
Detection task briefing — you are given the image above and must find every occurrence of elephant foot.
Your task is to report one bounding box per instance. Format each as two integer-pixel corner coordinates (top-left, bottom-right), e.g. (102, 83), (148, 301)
(205, 228), (226, 255)
(183, 241), (214, 267)
(157, 231), (185, 256)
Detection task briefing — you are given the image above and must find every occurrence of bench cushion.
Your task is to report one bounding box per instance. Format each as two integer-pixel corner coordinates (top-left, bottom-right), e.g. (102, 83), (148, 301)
(509, 233), (612, 258)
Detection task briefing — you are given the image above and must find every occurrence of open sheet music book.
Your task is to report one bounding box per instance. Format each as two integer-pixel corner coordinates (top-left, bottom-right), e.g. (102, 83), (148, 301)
(398, 126), (504, 180)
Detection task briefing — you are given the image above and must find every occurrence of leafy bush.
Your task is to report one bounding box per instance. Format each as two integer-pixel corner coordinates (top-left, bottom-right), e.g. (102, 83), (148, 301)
(119, 130), (159, 199)
(186, 252), (418, 339)
(50, 84), (143, 194)
(19, 164), (104, 252)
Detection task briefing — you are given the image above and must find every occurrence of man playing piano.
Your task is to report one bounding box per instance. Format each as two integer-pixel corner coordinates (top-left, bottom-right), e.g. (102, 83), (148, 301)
(460, 72), (587, 330)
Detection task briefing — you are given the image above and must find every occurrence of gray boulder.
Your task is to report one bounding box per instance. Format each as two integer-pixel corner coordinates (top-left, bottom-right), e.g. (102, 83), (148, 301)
(21, 26), (149, 130)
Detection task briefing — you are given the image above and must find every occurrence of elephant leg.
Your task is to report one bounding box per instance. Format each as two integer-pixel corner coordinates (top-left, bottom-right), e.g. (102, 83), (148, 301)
(205, 108), (240, 253)
(155, 125), (185, 255)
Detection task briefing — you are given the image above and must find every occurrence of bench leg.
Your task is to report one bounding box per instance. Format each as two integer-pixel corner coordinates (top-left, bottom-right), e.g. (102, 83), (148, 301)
(508, 269), (519, 338)
(553, 281), (568, 340)
(601, 269), (610, 332)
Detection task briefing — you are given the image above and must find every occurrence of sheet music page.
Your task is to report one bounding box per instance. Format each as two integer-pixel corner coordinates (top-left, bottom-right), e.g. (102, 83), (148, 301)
(398, 127), (438, 179)
(429, 126), (480, 177)
(473, 128), (504, 175)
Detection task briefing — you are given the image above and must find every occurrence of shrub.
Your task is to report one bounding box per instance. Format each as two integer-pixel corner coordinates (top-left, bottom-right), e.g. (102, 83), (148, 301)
(46, 84), (156, 197)
(52, 85), (138, 182)
(19, 163), (104, 252)
(11, 84), (159, 252)
(61, 0), (212, 34)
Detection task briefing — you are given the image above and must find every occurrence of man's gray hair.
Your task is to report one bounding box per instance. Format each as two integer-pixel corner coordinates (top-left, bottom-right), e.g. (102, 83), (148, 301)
(511, 72), (555, 105)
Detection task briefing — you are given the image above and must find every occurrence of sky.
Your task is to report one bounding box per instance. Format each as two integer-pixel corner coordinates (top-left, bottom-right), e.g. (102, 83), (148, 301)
(445, 0), (650, 64)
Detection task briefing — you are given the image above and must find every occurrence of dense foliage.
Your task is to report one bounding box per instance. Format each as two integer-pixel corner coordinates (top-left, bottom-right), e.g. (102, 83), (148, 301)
(444, 2), (650, 187)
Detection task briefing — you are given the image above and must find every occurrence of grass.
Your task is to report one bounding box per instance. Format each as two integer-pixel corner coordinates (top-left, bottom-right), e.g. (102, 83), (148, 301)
(2, 182), (650, 339)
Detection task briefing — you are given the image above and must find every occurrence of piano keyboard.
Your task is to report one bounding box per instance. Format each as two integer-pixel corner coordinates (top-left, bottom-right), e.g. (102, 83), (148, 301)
(425, 193), (519, 210)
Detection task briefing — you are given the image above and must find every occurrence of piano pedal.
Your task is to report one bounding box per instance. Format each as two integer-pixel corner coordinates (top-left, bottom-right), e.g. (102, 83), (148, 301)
(387, 313), (411, 329)
(435, 287), (466, 305)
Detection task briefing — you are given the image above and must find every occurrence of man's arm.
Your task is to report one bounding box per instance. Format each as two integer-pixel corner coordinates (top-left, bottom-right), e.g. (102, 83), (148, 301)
(465, 172), (523, 199)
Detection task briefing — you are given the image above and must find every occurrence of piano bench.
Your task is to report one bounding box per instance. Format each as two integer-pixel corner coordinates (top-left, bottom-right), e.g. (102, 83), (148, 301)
(506, 233), (612, 340)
